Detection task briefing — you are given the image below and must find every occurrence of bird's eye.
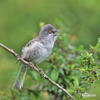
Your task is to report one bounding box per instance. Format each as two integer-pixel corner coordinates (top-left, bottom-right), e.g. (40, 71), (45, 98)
(48, 30), (52, 33)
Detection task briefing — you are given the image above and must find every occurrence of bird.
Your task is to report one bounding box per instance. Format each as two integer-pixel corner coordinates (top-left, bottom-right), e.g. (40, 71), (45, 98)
(12, 24), (59, 89)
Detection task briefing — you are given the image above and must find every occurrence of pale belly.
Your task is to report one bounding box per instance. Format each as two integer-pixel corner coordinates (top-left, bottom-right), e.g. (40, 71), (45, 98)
(33, 48), (52, 64)
(22, 41), (54, 64)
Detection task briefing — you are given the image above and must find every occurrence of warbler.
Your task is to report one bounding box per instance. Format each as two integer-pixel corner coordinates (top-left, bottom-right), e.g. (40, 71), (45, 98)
(13, 24), (59, 89)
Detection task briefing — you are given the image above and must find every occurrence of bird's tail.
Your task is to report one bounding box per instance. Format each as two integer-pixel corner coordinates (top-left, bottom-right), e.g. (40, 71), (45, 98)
(12, 63), (27, 89)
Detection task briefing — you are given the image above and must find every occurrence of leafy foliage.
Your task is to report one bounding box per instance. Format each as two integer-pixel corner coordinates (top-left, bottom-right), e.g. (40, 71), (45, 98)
(0, 0), (100, 99)
(16, 23), (100, 100)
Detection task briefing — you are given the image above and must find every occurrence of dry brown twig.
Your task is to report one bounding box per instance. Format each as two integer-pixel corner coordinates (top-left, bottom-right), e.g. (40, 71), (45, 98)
(0, 43), (75, 100)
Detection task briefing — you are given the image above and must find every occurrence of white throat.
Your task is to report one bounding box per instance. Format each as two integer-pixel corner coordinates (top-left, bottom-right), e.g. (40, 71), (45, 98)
(42, 34), (57, 49)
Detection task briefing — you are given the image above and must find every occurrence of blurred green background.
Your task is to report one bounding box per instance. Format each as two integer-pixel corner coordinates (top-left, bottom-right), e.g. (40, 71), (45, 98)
(0, 0), (100, 100)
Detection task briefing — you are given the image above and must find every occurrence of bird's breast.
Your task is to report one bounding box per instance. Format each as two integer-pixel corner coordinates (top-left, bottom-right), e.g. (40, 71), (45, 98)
(35, 43), (52, 64)
(22, 41), (54, 64)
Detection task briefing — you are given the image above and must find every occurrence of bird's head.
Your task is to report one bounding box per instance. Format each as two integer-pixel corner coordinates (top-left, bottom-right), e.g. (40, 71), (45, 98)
(39, 24), (59, 41)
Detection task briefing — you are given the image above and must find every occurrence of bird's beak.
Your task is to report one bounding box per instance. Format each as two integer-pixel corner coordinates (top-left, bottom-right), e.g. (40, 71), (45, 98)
(53, 29), (61, 36)
(54, 29), (60, 33)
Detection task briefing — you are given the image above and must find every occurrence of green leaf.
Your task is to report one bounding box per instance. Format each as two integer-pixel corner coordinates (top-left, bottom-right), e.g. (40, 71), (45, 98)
(31, 71), (41, 81)
(50, 69), (59, 81)
(72, 77), (79, 88)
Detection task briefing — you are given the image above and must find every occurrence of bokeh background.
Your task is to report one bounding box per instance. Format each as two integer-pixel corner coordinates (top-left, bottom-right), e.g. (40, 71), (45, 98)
(0, 0), (100, 100)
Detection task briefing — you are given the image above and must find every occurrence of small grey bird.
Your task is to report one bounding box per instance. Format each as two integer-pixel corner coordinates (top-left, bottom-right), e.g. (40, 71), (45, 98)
(13, 24), (59, 89)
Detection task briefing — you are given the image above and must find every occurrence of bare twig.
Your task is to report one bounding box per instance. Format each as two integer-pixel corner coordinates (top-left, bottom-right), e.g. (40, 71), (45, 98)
(0, 43), (75, 100)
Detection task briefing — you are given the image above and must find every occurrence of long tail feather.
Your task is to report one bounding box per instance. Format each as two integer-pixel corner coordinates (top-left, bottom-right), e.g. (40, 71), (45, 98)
(12, 63), (27, 89)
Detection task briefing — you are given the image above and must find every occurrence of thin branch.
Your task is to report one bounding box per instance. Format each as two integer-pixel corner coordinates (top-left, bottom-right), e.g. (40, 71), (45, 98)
(0, 43), (75, 100)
